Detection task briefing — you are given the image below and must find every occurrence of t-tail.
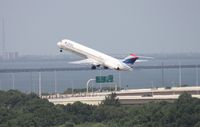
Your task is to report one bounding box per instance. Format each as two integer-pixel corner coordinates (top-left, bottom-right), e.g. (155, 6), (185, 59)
(122, 54), (139, 65)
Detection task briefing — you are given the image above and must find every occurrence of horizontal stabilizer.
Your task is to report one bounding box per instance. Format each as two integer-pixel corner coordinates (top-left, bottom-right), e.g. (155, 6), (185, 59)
(135, 59), (148, 63)
(136, 56), (154, 59)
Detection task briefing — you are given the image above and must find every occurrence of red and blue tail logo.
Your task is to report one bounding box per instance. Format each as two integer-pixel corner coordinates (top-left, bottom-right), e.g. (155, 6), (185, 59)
(123, 54), (139, 64)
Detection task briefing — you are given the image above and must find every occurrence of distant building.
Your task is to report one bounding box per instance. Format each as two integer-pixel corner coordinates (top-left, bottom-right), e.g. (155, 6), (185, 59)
(0, 52), (19, 61)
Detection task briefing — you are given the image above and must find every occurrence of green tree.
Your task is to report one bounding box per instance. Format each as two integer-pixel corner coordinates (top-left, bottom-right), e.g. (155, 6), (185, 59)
(63, 101), (95, 123)
(101, 93), (120, 106)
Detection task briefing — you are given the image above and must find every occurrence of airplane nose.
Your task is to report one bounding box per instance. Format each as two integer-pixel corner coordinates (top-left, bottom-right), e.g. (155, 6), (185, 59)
(57, 42), (62, 48)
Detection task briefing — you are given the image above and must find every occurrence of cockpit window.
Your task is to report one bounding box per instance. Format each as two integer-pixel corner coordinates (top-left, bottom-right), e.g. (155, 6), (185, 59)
(65, 41), (74, 48)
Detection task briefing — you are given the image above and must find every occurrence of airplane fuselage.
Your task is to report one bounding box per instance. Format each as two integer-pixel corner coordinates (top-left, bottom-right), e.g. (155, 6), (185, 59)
(57, 39), (132, 71)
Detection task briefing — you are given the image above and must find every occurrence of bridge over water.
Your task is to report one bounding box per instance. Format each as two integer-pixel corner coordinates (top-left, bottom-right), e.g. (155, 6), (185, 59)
(0, 64), (199, 73)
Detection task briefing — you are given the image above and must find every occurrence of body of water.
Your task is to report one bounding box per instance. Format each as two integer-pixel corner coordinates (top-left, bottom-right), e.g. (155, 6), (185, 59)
(0, 57), (200, 94)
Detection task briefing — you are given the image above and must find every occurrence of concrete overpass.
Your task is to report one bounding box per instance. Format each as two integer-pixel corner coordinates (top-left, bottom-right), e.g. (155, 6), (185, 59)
(44, 86), (200, 105)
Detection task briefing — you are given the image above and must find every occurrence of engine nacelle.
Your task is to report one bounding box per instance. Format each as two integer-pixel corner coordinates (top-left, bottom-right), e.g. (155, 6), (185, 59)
(91, 65), (96, 69)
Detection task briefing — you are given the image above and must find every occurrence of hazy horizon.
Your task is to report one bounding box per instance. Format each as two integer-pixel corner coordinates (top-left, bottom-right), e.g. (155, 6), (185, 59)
(0, 0), (200, 55)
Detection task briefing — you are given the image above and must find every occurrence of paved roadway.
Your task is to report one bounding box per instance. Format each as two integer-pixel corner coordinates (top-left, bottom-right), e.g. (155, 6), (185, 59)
(0, 64), (199, 73)
(46, 86), (200, 105)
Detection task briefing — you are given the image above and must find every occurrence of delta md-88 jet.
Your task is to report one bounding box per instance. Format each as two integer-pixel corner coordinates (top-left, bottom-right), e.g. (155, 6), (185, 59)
(57, 39), (147, 71)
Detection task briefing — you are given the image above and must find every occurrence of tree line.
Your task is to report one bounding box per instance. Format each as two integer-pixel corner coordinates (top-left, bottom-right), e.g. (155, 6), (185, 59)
(0, 90), (200, 127)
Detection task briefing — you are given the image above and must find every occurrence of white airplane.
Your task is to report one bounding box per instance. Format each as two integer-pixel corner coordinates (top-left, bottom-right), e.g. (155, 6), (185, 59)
(57, 39), (145, 71)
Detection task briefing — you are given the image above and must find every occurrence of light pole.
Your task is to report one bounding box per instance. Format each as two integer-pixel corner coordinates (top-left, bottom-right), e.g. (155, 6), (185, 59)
(151, 81), (154, 96)
(196, 65), (199, 86)
(179, 62), (182, 87)
(39, 72), (41, 97)
(0, 79), (1, 90)
(12, 73), (15, 89)
(30, 72), (33, 93)
(99, 69), (102, 91)
(54, 70), (57, 94)
(71, 80), (74, 95)
(161, 62), (164, 87)
(118, 71), (121, 91)
(86, 79), (95, 95)
(171, 81), (175, 95)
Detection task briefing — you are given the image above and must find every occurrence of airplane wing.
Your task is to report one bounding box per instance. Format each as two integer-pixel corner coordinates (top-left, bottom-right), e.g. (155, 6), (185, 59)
(69, 58), (101, 66)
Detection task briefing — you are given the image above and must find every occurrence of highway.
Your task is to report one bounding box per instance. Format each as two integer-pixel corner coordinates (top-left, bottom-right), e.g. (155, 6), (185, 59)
(46, 86), (200, 105)
(0, 64), (199, 73)
(48, 95), (200, 105)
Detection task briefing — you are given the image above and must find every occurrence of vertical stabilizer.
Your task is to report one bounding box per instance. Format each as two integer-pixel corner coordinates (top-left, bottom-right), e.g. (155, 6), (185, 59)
(122, 54), (139, 65)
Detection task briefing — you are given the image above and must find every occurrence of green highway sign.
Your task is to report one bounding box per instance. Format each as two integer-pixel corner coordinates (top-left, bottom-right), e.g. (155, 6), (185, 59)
(96, 75), (113, 83)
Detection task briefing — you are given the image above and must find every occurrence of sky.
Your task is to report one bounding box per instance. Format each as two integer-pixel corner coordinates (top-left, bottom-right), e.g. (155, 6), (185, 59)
(0, 0), (200, 55)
